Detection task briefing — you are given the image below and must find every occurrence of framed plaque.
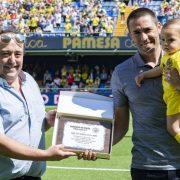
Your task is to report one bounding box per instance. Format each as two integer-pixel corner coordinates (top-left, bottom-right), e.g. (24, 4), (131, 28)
(52, 91), (114, 159)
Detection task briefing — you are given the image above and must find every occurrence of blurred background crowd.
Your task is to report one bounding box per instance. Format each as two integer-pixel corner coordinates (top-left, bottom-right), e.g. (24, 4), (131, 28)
(23, 61), (113, 92)
(0, 0), (179, 37)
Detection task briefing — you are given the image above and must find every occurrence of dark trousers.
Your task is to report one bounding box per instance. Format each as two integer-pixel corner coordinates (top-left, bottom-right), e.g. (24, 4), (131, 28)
(11, 176), (41, 180)
(131, 168), (180, 180)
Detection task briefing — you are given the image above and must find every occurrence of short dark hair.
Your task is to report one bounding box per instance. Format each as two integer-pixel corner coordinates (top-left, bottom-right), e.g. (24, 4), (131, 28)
(127, 8), (158, 32)
(162, 18), (180, 30)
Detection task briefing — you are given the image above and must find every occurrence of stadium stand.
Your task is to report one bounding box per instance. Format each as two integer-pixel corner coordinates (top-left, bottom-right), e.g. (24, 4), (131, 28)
(114, 0), (179, 36)
(0, 0), (179, 37)
(139, 0), (179, 24)
(113, 5), (133, 36)
(0, 0), (118, 37)
(23, 61), (113, 91)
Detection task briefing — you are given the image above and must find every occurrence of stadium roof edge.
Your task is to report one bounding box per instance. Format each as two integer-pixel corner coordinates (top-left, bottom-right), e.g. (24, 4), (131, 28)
(25, 50), (137, 56)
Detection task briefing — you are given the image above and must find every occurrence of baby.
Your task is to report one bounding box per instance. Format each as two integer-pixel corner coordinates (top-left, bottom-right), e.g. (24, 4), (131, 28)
(135, 18), (180, 143)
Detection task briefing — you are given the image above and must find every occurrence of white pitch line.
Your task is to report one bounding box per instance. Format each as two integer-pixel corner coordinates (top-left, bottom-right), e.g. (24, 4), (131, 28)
(47, 166), (130, 172)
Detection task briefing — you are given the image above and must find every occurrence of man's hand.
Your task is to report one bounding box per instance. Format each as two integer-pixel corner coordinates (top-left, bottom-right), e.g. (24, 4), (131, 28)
(45, 109), (57, 130)
(45, 146), (97, 161)
(45, 144), (76, 161)
(77, 150), (97, 161)
(165, 68), (180, 90)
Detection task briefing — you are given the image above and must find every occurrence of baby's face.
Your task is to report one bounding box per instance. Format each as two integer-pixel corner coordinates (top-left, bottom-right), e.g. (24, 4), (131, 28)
(161, 25), (180, 54)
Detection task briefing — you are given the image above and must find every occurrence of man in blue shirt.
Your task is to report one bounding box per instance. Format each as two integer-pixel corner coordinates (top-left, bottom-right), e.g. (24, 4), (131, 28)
(0, 30), (96, 180)
(111, 8), (180, 180)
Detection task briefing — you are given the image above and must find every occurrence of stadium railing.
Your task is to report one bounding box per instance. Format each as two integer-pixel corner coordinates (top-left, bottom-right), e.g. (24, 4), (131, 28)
(28, 31), (115, 37)
(40, 87), (112, 97)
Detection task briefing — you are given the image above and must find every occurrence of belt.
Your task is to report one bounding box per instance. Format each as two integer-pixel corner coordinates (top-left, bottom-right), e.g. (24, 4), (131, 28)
(11, 176), (41, 180)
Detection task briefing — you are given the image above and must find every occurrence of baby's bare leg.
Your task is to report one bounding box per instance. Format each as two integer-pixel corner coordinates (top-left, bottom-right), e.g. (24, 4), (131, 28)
(167, 113), (180, 143)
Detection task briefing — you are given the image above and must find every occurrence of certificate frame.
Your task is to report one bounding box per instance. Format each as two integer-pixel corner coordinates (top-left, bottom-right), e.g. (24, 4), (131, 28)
(52, 114), (113, 159)
(52, 91), (114, 159)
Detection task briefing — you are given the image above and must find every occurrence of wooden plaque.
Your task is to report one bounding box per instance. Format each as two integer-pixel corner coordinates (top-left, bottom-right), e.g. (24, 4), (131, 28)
(53, 115), (113, 159)
(52, 91), (114, 159)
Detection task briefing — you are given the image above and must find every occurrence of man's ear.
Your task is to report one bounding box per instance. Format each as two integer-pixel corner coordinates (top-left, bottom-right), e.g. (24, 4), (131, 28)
(127, 32), (132, 39)
(157, 22), (162, 34)
(127, 32), (135, 44)
(23, 45), (25, 56)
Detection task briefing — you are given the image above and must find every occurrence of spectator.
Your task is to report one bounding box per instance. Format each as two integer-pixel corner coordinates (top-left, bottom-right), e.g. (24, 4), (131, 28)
(64, 20), (72, 36)
(93, 77), (100, 88)
(100, 68), (108, 87)
(71, 82), (78, 91)
(67, 72), (74, 86)
(60, 76), (67, 88)
(81, 69), (88, 84)
(74, 69), (81, 86)
(161, 0), (170, 16)
(118, 1), (126, 22)
(86, 75), (94, 88)
(53, 75), (61, 88)
(61, 65), (67, 78)
(43, 70), (52, 85)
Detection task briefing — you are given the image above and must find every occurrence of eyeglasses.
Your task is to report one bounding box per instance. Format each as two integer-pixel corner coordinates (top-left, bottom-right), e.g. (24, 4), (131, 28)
(0, 33), (26, 44)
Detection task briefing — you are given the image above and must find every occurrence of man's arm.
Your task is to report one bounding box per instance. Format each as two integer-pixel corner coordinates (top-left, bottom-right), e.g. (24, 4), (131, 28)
(113, 106), (129, 145)
(0, 113), (96, 161)
(0, 133), (76, 161)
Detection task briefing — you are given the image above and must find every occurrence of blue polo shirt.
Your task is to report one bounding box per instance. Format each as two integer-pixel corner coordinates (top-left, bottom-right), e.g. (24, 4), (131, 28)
(0, 71), (46, 179)
(111, 53), (180, 170)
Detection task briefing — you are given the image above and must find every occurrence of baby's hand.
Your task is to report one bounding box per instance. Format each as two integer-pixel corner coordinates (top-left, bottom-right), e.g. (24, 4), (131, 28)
(135, 73), (144, 87)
